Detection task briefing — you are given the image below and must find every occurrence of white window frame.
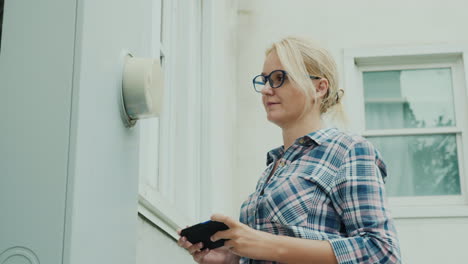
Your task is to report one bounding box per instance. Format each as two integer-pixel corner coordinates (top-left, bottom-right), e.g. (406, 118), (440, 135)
(343, 45), (468, 218)
(137, 0), (204, 239)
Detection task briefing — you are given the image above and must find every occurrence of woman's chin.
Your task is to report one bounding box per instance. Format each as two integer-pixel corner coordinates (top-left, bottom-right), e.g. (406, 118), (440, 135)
(266, 113), (284, 126)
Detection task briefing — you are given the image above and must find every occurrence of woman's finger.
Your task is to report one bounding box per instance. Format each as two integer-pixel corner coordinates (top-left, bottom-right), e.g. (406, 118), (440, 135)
(179, 237), (194, 249)
(210, 214), (238, 228)
(223, 239), (234, 249)
(177, 236), (185, 247)
(177, 225), (190, 236)
(193, 248), (210, 262)
(177, 236), (190, 248)
(188, 242), (204, 254)
(211, 229), (231, 242)
(182, 239), (194, 250)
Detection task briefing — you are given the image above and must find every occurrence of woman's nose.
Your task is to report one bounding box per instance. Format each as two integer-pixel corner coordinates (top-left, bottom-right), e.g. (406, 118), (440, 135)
(261, 83), (274, 95)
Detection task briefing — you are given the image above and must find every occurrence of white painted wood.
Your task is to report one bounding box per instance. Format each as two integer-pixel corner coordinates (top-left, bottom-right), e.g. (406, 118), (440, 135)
(391, 205), (468, 219)
(389, 195), (465, 207)
(452, 57), (468, 204)
(348, 45), (466, 66)
(138, 0), (175, 235)
(343, 52), (366, 133)
(365, 97), (409, 103)
(359, 62), (455, 72)
(139, 0), (239, 237)
(158, 0), (176, 202)
(138, 0), (201, 236)
(63, 0), (157, 263)
(137, 0), (238, 239)
(362, 127), (461, 137)
(198, 0), (238, 220)
(453, 56), (468, 204)
(138, 196), (180, 239)
(137, 0), (163, 201)
(0, 1), (77, 263)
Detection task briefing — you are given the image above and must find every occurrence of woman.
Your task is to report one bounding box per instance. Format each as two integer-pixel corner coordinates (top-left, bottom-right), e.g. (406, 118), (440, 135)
(178, 36), (401, 264)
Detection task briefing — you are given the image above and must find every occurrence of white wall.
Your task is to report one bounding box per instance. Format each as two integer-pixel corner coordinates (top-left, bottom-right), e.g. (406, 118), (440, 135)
(0, 1), (76, 263)
(64, 0), (152, 263)
(0, 0), (235, 264)
(234, 0), (468, 263)
(136, 215), (193, 264)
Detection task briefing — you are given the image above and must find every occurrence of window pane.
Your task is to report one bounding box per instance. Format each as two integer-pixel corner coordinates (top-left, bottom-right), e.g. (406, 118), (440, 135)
(364, 68), (456, 129)
(367, 134), (461, 197)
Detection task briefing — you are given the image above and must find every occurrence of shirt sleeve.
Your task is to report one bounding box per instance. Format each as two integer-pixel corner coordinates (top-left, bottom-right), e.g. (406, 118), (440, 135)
(328, 140), (401, 264)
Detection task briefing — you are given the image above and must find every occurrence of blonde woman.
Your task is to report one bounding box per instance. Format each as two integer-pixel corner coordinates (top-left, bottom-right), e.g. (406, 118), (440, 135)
(178, 37), (401, 264)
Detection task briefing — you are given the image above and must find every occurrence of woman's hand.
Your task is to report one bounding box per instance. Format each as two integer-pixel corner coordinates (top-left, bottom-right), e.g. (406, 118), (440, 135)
(177, 227), (239, 264)
(210, 214), (276, 261)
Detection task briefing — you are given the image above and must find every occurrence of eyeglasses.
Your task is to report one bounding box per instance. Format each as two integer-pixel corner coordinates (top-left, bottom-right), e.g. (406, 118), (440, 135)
(252, 70), (321, 93)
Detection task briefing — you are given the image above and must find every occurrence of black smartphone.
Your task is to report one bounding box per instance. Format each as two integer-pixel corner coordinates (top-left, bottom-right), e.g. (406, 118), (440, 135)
(180, 220), (229, 250)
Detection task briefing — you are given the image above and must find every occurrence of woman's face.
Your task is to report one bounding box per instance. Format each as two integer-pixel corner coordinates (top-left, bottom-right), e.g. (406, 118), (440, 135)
(261, 51), (309, 127)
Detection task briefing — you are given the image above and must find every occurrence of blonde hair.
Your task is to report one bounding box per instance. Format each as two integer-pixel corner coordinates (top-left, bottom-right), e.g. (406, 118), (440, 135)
(265, 36), (347, 125)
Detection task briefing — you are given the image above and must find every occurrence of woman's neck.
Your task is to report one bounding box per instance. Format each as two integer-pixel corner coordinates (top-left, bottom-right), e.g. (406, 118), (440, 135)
(281, 113), (324, 150)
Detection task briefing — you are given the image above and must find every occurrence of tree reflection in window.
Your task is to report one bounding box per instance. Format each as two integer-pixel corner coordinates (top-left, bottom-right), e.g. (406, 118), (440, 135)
(364, 68), (461, 197)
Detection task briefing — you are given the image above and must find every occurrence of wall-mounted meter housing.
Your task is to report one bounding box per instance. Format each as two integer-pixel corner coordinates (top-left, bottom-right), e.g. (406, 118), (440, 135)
(120, 54), (164, 127)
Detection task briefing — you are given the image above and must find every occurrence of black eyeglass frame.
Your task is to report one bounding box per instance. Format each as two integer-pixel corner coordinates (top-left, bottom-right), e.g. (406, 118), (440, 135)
(252, 69), (321, 93)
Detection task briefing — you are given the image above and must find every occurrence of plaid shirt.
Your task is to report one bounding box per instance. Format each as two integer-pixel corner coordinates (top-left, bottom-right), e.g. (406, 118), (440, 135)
(239, 128), (401, 264)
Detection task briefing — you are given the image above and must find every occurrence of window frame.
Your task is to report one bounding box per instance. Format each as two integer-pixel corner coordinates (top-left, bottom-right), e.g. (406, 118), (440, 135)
(137, 0), (204, 239)
(343, 45), (468, 218)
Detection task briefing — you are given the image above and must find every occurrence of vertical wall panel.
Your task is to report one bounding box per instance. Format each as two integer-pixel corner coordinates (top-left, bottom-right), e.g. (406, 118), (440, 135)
(0, 1), (77, 263)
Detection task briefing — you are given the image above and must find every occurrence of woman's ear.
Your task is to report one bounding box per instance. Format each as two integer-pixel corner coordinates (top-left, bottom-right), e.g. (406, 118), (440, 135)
(316, 79), (329, 99)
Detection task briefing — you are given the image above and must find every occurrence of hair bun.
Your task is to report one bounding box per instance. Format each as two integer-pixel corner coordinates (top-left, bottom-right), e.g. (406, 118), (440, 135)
(336, 89), (344, 103)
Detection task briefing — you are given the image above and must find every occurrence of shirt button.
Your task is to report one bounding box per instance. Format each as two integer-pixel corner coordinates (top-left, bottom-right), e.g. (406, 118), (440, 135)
(298, 138), (305, 144)
(279, 161), (285, 167)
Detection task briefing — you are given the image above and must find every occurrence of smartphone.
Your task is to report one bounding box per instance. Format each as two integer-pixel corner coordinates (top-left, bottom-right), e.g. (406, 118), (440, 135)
(180, 220), (229, 250)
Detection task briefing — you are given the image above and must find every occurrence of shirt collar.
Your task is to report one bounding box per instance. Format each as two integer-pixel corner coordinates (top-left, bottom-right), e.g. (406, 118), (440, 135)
(303, 127), (337, 146)
(266, 146), (284, 166)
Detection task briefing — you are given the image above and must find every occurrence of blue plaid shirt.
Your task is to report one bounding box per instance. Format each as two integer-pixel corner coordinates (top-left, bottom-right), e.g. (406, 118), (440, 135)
(239, 128), (401, 264)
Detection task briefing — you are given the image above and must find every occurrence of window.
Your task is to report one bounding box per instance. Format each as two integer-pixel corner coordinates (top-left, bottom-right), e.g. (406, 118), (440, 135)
(344, 46), (468, 218)
(138, 0), (203, 238)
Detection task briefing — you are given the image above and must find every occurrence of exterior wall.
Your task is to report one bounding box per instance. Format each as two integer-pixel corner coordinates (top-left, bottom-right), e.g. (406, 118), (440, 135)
(0, 1), (77, 263)
(234, 0), (468, 263)
(136, 215), (193, 264)
(63, 0), (153, 263)
(1, 0), (238, 264)
(394, 217), (468, 263)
